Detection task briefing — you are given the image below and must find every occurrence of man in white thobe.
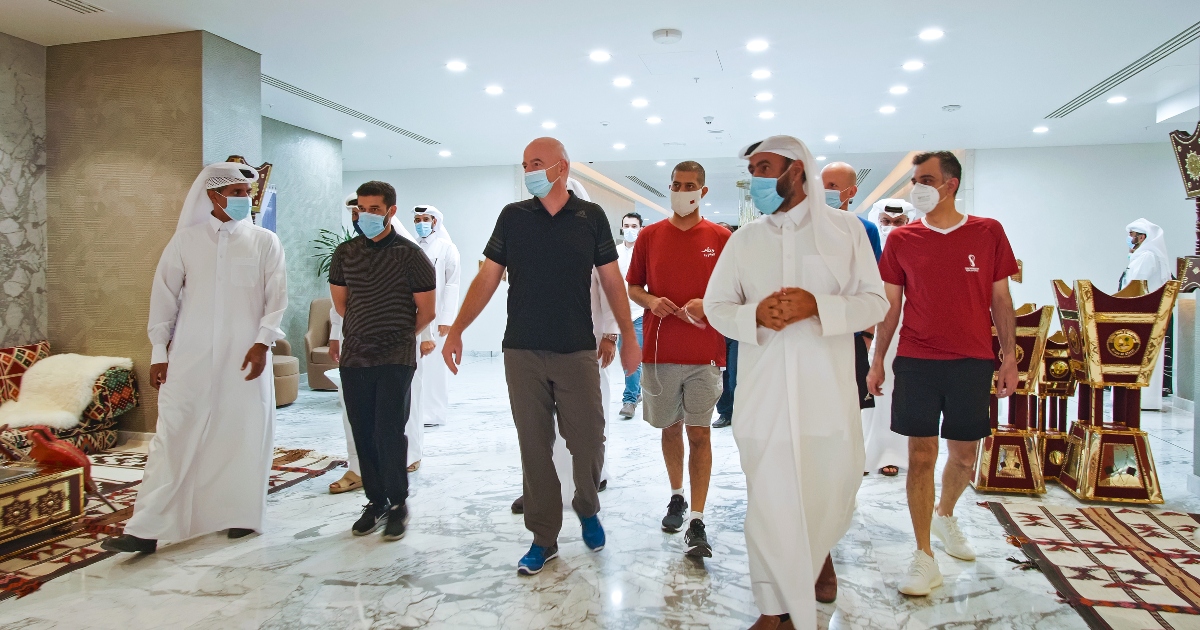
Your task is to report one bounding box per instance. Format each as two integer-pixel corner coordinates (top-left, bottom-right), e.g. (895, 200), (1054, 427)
(704, 136), (887, 629)
(103, 162), (287, 553)
(328, 195), (433, 490)
(412, 205), (461, 428)
(1120, 218), (1172, 410)
(860, 199), (921, 475)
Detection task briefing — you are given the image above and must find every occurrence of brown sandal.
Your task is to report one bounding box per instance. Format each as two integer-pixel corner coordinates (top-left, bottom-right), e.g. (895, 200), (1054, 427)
(879, 465), (900, 477)
(328, 471), (362, 494)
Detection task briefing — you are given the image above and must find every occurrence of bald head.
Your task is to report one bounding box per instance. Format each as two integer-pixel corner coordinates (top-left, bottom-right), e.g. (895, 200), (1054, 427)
(821, 162), (858, 210)
(523, 137), (569, 170)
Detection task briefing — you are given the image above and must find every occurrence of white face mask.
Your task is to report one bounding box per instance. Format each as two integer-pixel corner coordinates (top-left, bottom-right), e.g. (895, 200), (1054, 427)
(909, 183), (942, 213)
(623, 227), (639, 242)
(670, 190), (702, 216)
(879, 224), (894, 238)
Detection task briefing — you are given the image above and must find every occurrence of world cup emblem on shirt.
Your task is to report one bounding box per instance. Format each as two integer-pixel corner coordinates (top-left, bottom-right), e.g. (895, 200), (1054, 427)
(965, 254), (979, 272)
(1106, 329), (1141, 358)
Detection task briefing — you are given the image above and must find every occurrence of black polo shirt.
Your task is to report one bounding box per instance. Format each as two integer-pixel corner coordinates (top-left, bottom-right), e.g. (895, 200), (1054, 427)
(484, 192), (618, 353)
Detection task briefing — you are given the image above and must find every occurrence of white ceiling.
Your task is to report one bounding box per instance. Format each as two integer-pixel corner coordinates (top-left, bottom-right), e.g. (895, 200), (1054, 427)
(4, 0), (1199, 176)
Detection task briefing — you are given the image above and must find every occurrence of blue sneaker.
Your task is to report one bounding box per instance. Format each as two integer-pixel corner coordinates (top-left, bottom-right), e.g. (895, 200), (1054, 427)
(580, 513), (605, 551)
(517, 543), (559, 576)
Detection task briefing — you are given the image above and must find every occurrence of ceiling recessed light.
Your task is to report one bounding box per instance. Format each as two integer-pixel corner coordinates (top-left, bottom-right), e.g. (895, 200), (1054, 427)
(1033, 126), (1049, 133)
(1107, 95), (1127, 104)
(889, 85), (909, 95)
(613, 76), (632, 87)
(631, 98), (648, 108)
(647, 116), (662, 124)
(613, 143), (626, 150)
(879, 105), (896, 114)
(919, 28), (944, 41)
(746, 39), (769, 52)
(758, 111), (775, 119)
(438, 150), (452, 157)
(351, 131), (366, 139)
(755, 92), (773, 101)
(751, 69), (771, 80)
(704, 202), (712, 206)
(902, 60), (925, 71)
(816, 155), (827, 161)
(589, 50), (611, 62)
(485, 85), (503, 95)
(824, 134), (838, 142)
(542, 121), (557, 129)
(516, 104), (533, 114)
(656, 161), (666, 166)
(446, 60), (467, 72)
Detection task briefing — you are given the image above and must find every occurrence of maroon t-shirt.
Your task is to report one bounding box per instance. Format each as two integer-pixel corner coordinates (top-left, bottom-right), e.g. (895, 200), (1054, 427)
(878, 215), (1019, 361)
(626, 218), (730, 365)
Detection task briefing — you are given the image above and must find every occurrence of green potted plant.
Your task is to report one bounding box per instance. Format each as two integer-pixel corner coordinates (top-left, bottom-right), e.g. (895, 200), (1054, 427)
(311, 227), (355, 277)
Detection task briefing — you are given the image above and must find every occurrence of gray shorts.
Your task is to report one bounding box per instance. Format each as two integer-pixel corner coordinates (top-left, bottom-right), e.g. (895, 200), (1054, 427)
(640, 363), (722, 429)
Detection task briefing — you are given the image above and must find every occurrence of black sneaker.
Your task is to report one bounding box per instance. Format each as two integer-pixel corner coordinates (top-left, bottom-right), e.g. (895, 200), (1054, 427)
(352, 501), (389, 536)
(100, 534), (157, 554)
(662, 495), (688, 533)
(382, 504), (409, 541)
(684, 519), (712, 557)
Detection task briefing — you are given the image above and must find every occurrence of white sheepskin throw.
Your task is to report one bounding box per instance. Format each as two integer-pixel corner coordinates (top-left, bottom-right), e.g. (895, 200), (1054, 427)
(0, 354), (133, 430)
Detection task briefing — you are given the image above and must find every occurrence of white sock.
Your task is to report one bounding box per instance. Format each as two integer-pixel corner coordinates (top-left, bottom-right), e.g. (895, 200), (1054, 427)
(671, 488), (685, 498)
(688, 511), (704, 523)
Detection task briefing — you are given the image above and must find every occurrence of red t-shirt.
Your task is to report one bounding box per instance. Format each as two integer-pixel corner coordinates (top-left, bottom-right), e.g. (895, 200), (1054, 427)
(626, 218), (731, 365)
(878, 215), (1019, 361)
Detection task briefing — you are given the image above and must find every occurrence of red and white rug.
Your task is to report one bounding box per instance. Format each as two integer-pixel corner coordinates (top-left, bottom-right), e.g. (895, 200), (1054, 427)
(0, 447), (344, 600)
(988, 501), (1200, 630)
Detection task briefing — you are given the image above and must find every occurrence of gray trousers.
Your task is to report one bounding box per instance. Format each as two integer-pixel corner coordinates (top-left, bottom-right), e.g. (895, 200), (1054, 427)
(504, 349), (605, 547)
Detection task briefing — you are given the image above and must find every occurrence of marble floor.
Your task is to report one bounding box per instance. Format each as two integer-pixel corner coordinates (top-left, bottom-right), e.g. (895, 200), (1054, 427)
(1, 356), (1197, 629)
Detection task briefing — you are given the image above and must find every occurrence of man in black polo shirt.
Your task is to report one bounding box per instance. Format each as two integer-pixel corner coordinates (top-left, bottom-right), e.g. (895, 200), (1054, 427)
(443, 137), (641, 576)
(330, 180), (437, 541)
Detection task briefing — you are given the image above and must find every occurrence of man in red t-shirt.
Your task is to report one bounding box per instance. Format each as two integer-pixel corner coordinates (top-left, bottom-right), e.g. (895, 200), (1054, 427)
(868, 151), (1018, 598)
(626, 160), (731, 559)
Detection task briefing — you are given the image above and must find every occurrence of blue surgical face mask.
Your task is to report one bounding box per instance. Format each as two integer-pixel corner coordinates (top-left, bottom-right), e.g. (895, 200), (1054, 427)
(824, 188), (845, 208)
(524, 162), (560, 198)
(415, 222), (433, 238)
(749, 177), (785, 215)
(357, 212), (388, 239)
(219, 194), (252, 221)
(1128, 235), (1137, 251)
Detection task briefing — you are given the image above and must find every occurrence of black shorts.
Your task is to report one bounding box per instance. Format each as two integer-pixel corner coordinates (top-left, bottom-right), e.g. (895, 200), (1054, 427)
(890, 356), (993, 442)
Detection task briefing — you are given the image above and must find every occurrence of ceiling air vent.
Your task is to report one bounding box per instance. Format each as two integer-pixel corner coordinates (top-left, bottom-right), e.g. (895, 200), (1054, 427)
(261, 74), (440, 145)
(625, 176), (666, 198)
(856, 169), (871, 185)
(47, 0), (105, 13)
(1045, 20), (1200, 119)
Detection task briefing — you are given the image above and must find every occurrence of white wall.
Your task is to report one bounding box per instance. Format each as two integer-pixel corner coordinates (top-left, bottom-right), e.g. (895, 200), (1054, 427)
(972, 143), (1193, 309)
(344, 165), (522, 353)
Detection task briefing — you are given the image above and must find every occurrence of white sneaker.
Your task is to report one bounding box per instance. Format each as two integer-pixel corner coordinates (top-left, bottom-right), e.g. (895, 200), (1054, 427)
(898, 549), (943, 596)
(930, 514), (976, 561)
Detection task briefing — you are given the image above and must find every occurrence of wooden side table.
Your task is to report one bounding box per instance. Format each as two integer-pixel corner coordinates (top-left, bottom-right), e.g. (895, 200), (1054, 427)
(0, 464), (85, 555)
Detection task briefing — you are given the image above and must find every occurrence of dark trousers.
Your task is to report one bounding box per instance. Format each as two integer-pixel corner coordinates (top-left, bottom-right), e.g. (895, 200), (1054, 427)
(716, 337), (738, 418)
(340, 364), (415, 507)
(855, 334), (876, 409)
(503, 349), (605, 548)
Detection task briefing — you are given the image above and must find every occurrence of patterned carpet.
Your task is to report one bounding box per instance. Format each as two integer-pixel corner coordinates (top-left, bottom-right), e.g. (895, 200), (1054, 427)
(0, 447), (345, 600)
(989, 501), (1200, 630)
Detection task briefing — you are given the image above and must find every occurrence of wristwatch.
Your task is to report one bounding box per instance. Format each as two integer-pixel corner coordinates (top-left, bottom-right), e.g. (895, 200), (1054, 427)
(602, 334), (619, 342)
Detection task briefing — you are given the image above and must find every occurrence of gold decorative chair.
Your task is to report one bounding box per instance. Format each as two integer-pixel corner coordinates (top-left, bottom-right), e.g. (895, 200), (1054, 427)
(973, 303), (1053, 494)
(1035, 331), (1075, 480)
(1053, 279), (1177, 504)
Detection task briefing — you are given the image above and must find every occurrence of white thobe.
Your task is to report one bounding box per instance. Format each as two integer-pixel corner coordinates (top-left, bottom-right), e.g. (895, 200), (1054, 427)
(1121, 247), (1172, 410)
(128, 215), (287, 541)
(550, 269), (617, 505)
(861, 314), (909, 472)
(704, 198), (888, 623)
(416, 234), (461, 427)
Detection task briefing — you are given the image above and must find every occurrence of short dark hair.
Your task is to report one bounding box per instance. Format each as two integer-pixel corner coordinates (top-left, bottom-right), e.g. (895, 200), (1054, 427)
(912, 151), (962, 185)
(622, 212), (643, 227)
(672, 161), (706, 186)
(356, 180), (396, 208)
